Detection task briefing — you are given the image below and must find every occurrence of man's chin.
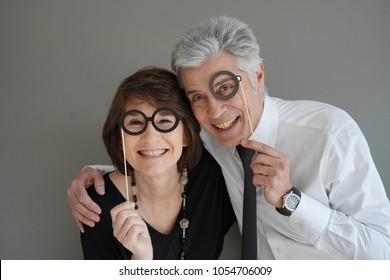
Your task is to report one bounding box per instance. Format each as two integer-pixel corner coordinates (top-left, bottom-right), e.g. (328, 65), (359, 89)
(204, 126), (246, 147)
(214, 135), (241, 148)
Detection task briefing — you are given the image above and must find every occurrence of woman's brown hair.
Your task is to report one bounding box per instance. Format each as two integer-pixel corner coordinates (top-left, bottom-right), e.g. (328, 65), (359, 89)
(102, 67), (202, 174)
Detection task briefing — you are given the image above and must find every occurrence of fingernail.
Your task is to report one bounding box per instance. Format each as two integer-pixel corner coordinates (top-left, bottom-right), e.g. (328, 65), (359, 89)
(92, 208), (101, 215)
(96, 185), (105, 195)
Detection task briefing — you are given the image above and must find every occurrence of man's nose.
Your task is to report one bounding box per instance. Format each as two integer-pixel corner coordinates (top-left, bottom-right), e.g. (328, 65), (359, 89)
(207, 96), (226, 119)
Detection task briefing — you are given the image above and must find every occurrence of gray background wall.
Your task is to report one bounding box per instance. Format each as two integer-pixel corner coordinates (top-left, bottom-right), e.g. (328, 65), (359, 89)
(1, 0), (389, 259)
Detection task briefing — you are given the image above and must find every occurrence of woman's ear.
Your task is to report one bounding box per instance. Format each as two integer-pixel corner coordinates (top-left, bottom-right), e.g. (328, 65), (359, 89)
(182, 131), (189, 148)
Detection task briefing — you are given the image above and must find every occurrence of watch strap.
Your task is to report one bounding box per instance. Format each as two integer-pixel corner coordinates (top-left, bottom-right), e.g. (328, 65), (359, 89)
(275, 187), (301, 217)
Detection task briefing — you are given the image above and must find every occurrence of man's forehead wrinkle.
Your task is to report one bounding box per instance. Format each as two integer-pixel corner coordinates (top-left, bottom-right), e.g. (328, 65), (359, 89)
(214, 76), (234, 87)
(184, 75), (234, 96)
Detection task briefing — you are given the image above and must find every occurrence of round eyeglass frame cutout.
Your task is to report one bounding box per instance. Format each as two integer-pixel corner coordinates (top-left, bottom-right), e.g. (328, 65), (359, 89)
(119, 107), (181, 136)
(209, 70), (242, 100)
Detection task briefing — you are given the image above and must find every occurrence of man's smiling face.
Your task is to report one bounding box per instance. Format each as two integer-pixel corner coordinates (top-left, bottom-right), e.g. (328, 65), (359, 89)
(180, 52), (264, 147)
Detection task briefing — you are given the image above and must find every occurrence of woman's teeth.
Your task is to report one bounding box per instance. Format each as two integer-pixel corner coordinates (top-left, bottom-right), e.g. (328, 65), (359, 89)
(215, 116), (238, 130)
(139, 149), (167, 157)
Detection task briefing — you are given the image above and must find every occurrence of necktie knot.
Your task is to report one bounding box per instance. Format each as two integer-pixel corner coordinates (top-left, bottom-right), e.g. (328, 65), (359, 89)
(236, 145), (255, 163)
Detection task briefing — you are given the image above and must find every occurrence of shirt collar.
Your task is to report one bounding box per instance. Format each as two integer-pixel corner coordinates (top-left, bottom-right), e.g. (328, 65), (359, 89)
(251, 95), (279, 148)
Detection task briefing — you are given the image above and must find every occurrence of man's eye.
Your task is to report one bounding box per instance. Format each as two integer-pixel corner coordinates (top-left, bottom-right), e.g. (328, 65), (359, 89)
(218, 84), (234, 95)
(192, 95), (204, 103)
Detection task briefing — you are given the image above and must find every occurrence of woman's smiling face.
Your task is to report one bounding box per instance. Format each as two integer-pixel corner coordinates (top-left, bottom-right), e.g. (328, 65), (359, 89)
(122, 99), (188, 177)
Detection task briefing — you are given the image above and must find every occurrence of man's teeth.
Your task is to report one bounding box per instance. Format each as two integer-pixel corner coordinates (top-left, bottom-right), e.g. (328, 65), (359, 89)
(215, 117), (238, 130)
(139, 149), (167, 157)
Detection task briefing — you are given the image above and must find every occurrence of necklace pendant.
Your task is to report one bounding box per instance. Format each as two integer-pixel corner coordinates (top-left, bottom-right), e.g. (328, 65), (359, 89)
(179, 174), (188, 185)
(179, 218), (189, 229)
(180, 218), (189, 241)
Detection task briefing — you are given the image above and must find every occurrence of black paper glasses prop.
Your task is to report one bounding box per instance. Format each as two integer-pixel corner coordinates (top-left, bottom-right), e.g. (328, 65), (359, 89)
(118, 107), (181, 201)
(119, 107), (181, 135)
(209, 70), (256, 140)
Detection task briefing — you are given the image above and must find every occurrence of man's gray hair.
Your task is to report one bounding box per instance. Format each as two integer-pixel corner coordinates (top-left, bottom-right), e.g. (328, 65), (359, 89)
(171, 15), (263, 91)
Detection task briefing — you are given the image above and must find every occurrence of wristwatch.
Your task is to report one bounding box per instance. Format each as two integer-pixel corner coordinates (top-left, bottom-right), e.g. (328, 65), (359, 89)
(275, 187), (301, 217)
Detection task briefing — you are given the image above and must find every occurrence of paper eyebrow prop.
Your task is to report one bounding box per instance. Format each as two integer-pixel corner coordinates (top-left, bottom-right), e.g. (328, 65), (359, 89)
(209, 70), (256, 141)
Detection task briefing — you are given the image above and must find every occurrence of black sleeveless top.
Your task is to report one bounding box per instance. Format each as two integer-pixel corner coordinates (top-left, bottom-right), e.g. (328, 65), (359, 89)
(80, 148), (236, 260)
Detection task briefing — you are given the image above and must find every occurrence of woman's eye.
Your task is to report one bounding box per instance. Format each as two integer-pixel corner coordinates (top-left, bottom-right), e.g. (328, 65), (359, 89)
(158, 118), (173, 124)
(128, 119), (144, 126)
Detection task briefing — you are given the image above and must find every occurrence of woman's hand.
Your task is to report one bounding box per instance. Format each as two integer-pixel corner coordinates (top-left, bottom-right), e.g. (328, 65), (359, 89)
(111, 201), (153, 260)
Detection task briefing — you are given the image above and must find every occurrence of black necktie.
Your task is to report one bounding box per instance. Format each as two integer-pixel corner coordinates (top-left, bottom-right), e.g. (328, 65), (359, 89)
(236, 145), (258, 260)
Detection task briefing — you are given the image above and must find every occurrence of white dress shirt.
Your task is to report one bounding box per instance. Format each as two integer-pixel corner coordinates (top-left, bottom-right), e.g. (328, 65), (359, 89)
(201, 95), (390, 259)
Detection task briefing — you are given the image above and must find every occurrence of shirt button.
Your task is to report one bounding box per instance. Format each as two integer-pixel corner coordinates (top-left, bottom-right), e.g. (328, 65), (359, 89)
(275, 248), (282, 254)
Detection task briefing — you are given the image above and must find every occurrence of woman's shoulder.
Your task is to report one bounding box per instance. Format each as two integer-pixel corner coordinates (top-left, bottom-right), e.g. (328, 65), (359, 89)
(87, 172), (125, 207)
(187, 147), (223, 187)
(190, 147), (221, 173)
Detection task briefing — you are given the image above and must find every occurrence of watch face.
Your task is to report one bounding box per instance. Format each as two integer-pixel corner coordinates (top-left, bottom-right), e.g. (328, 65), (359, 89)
(285, 194), (300, 211)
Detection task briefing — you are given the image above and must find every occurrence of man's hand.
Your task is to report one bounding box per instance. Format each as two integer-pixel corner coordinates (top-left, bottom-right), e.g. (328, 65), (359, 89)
(111, 202), (153, 260)
(241, 140), (293, 208)
(67, 167), (105, 232)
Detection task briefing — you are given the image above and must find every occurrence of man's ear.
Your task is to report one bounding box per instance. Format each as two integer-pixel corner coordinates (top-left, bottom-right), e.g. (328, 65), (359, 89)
(256, 63), (265, 94)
